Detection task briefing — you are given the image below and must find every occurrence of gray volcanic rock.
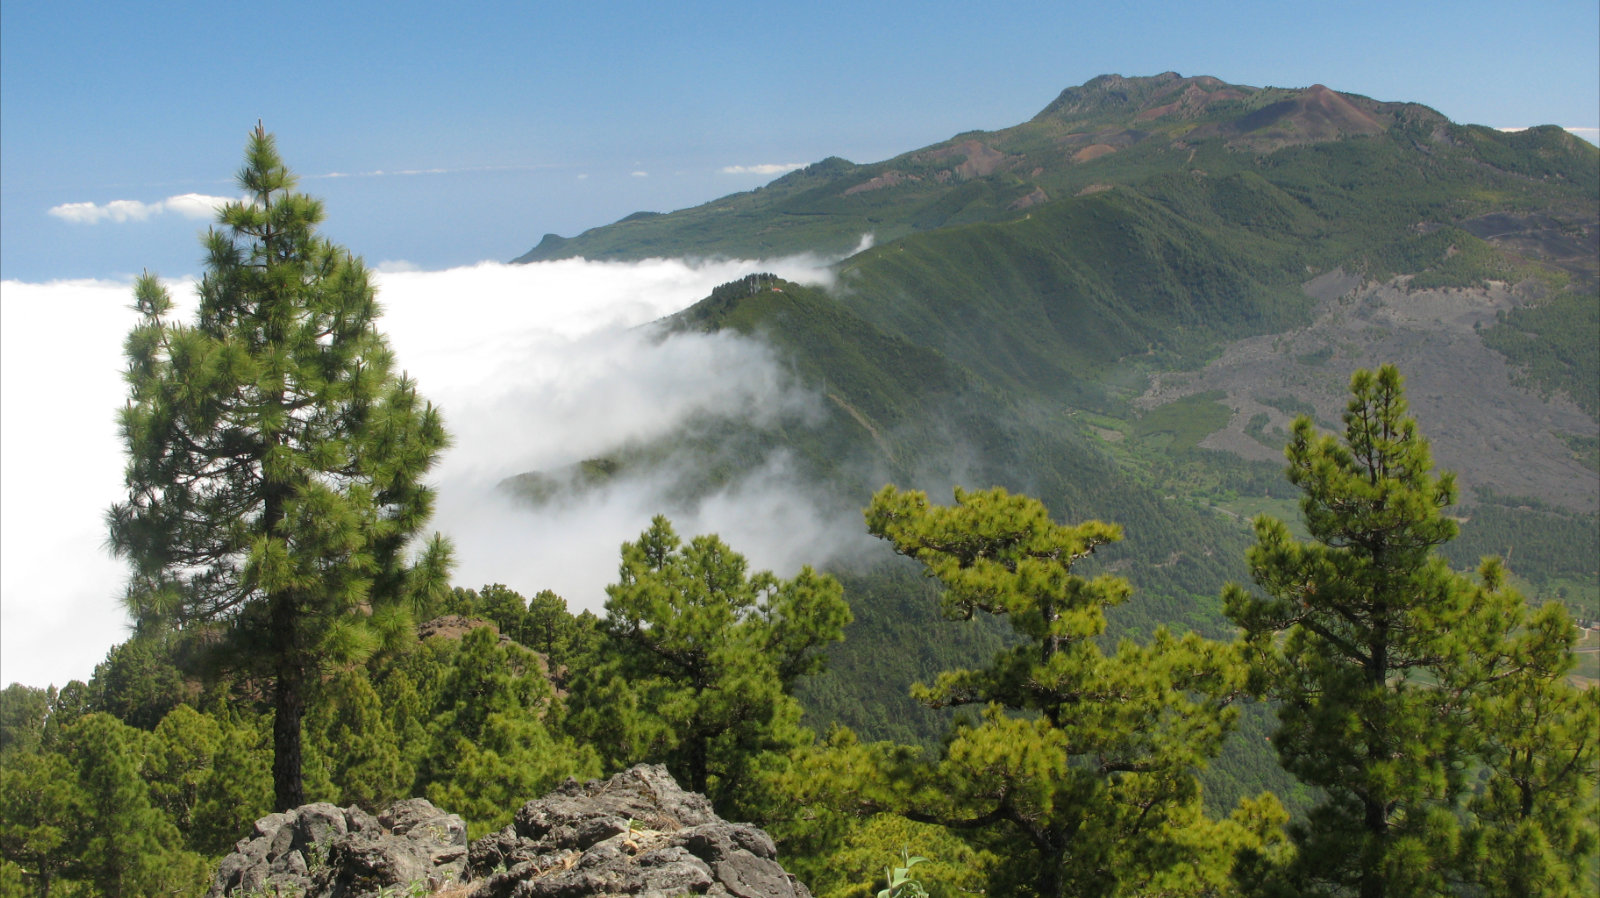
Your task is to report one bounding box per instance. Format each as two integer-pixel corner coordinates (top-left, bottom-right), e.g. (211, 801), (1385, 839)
(206, 799), (467, 897)
(467, 765), (811, 898)
(206, 766), (809, 898)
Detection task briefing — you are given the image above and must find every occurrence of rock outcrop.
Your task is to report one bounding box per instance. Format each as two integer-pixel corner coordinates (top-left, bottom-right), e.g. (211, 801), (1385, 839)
(207, 798), (468, 897)
(467, 764), (810, 897)
(208, 765), (810, 898)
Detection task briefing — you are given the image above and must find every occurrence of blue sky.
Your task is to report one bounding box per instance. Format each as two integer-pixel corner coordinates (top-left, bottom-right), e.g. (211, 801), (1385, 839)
(3, 0), (1597, 282)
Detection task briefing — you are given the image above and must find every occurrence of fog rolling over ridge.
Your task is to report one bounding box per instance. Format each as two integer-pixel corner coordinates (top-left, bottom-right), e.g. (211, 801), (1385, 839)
(0, 249), (874, 691)
(374, 254), (881, 613)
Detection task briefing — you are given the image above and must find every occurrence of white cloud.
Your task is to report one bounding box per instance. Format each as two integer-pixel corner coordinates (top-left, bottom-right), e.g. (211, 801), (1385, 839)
(48, 193), (235, 224)
(1496, 125), (1600, 145)
(630, 171), (649, 178)
(1, 279), (166, 689)
(720, 163), (805, 176)
(163, 193), (235, 219)
(1, 251), (868, 690)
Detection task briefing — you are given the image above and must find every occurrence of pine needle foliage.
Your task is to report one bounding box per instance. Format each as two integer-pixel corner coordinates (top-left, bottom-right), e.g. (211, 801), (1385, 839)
(1225, 364), (1600, 897)
(574, 516), (851, 817)
(813, 486), (1277, 898)
(107, 127), (451, 811)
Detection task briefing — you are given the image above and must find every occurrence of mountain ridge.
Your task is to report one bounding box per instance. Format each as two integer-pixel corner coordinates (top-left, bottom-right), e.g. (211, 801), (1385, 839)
(515, 72), (1595, 267)
(504, 71), (1598, 635)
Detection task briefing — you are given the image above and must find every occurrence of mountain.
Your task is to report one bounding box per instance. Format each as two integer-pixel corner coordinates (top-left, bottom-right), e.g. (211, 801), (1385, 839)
(504, 75), (1599, 750)
(516, 72), (1597, 280)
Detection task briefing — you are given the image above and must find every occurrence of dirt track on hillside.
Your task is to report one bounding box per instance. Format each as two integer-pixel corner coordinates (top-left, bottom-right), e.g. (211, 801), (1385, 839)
(1136, 270), (1598, 512)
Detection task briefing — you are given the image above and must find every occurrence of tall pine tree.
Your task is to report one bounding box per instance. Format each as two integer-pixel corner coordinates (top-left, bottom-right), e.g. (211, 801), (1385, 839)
(807, 485), (1279, 898)
(108, 127), (451, 811)
(1223, 365), (1598, 896)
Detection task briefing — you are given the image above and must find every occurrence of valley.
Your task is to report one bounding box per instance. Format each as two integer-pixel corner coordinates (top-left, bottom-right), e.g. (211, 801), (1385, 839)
(7, 70), (1596, 897)
(495, 82), (1600, 793)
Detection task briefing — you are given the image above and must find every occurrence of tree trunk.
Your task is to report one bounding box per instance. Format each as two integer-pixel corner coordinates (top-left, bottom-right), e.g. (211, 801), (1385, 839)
(1360, 797), (1387, 898)
(271, 587), (306, 811)
(272, 657), (306, 811)
(1361, 603), (1389, 898)
(1037, 861), (1065, 898)
(687, 732), (709, 796)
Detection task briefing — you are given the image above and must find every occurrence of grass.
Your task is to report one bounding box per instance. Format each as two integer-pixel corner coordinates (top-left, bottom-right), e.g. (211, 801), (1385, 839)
(1572, 627), (1599, 686)
(1214, 496), (1310, 541)
(1133, 391), (1232, 451)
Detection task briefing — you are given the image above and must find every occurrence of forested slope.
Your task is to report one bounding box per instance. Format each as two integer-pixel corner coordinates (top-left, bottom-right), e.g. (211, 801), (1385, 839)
(4, 74), (1597, 897)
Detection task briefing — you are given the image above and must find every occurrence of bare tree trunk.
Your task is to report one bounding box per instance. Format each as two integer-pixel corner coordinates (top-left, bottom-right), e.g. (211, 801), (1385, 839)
(271, 590), (306, 811)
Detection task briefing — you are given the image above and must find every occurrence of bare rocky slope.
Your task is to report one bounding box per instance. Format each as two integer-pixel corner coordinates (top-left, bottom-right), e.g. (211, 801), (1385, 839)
(1137, 269), (1597, 513)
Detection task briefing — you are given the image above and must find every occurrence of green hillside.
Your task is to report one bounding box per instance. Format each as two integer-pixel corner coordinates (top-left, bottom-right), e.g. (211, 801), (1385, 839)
(601, 274), (1264, 628)
(644, 275), (1295, 806)
(500, 78), (1599, 771)
(830, 180), (1315, 406)
(517, 73), (1598, 283)
(513, 75), (1597, 537)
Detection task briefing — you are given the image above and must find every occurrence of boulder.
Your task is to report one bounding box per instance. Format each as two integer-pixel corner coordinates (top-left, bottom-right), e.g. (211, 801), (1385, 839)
(206, 798), (467, 898)
(207, 766), (809, 898)
(465, 764), (810, 898)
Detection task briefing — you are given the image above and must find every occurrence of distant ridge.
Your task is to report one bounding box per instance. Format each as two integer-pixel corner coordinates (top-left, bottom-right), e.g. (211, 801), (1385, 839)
(1032, 72), (1399, 141)
(502, 72), (1599, 752)
(514, 72), (1593, 266)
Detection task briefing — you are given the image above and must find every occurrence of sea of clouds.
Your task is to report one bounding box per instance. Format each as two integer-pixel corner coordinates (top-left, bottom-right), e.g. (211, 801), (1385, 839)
(0, 248), (878, 690)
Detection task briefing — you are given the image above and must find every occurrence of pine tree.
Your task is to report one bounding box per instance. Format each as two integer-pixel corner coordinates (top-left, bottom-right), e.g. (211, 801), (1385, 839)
(305, 670), (410, 810)
(821, 485), (1274, 898)
(575, 516), (850, 814)
(87, 635), (188, 730)
(108, 127), (451, 811)
(190, 715), (273, 856)
(1221, 365), (1596, 896)
(414, 626), (599, 835)
(0, 747), (81, 897)
(63, 714), (210, 897)
(0, 685), (50, 760)
(1461, 584), (1600, 896)
(146, 705), (224, 850)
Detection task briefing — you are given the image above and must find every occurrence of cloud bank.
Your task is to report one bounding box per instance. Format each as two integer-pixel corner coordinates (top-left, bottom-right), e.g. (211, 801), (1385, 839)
(1, 251), (872, 690)
(720, 163), (806, 176)
(48, 193), (236, 224)
(1495, 126), (1600, 146)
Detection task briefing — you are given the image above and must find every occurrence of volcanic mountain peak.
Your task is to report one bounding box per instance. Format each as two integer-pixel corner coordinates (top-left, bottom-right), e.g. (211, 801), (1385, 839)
(1029, 72), (1433, 148)
(1033, 71), (1251, 123)
(514, 73), (1592, 266)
